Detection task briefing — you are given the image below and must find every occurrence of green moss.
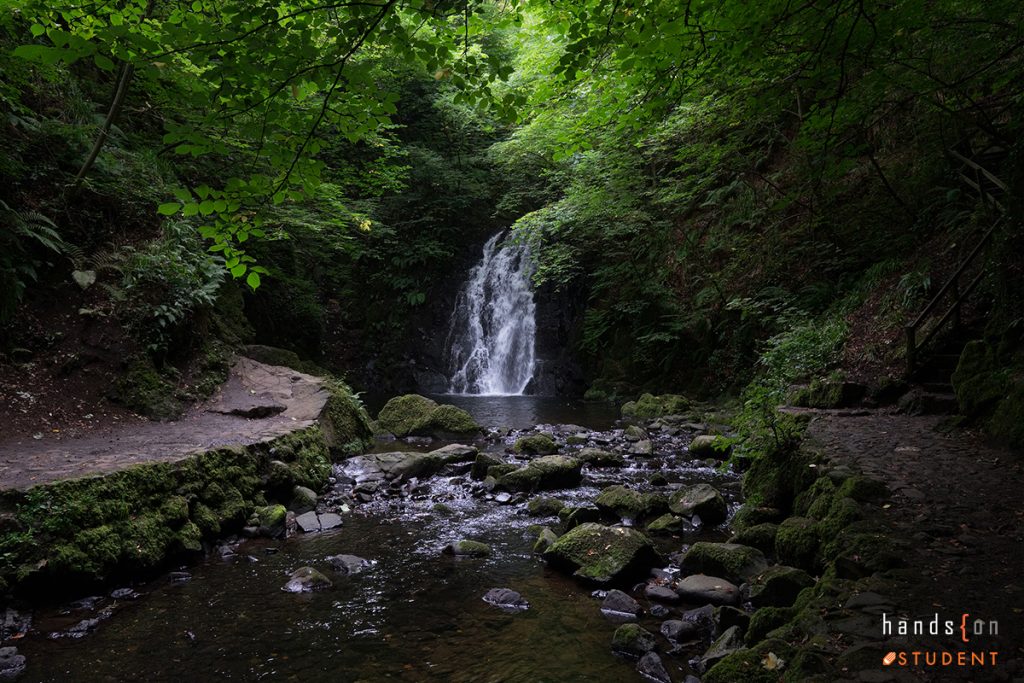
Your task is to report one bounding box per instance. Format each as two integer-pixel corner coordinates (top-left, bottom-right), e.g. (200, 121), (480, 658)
(731, 504), (784, 530)
(816, 497), (862, 542)
(594, 485), (668, 523)
(741, 442), (819, 513)
(425, 404), (480, 434)
(241, 344), (324, 375)
(112, 357), (183, 420)
(527, 496), (566, 517)
(443, 540), (491, 557)
(746, 606), (796, 644)
(794, 477), (836, 518)
(611, 623), (656, 655)
(159, 496), (190, 527)
(191, 502), (221, 536)
(646, 513), (686, 535)
(513, 433), (558, 455)
(542, 522), (659, 584)
(835, 476), (887, 502)
(775, 517), (819, 571)
(321, 379), (373, 457)
(681, 542), (768, 583)
(988, 382), (1024, 448)
(177, 521), (203, 552)
(728, 522), (779, 555)
(497, 456), (582, 492)
(620, 393), (691, 419)
(376, 394), (479, 437)
(704, 639), (795, 683)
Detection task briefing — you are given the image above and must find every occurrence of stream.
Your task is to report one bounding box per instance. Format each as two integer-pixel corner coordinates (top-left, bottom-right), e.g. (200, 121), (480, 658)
(14, 397), (741, 682)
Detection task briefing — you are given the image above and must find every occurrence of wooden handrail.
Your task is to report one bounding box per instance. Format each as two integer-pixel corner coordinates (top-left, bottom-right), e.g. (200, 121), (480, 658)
(905, 145), (1008, 376)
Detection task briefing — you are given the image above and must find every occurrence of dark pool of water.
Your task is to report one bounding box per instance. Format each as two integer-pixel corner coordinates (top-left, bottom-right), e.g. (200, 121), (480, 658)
(362, 394), (622, 432)
(16, 399), (737, 682)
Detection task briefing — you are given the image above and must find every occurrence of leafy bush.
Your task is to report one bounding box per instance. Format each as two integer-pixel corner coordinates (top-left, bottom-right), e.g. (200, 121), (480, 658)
(0, 199), (64, 323)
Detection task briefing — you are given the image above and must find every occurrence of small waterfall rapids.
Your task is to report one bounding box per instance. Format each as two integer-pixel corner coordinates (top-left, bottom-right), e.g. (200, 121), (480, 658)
(444, 231), (537, 395)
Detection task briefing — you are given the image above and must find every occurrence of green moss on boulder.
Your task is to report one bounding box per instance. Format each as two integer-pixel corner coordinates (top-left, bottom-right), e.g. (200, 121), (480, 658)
(621, 393), (691, 419)
(442, 540), (491, 557)
(112, 357), (183, 420)
(727, 522), (779, 555)
(668, 483), (727, 526)
(377, 394), (480, 438)
(542, 522), (660, 585)
(646, 513), (687, 535)
(681, 542), (768, 584)
(497, 456), (582, 492)
(527, 496), (566, 517)
(594, 485), (668, 523)
(775, 517), (820, 571)
(704, 639), (795, 683)
(513, 433), (558, 455)
(611, 623), (656, 656)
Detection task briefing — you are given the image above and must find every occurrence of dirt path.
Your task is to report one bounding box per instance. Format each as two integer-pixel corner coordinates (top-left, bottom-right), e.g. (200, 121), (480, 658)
(0, 358), (330, 491)
(806, 410), (1024, 681)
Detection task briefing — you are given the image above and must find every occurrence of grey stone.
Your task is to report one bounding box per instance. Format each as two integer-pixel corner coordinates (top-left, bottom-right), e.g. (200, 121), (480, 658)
(282, 566), (332, 593)
(676, 574), (740, 606)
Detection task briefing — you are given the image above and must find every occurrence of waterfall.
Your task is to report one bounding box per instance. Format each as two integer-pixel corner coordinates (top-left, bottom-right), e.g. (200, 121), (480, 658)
(444, 231), (537, 395)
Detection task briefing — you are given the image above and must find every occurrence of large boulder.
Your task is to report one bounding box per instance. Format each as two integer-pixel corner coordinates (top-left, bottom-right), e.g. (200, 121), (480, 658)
(377, 394), (480, 437)
(497, 456), (582, 492)
(527, 496), (566, 517)
(442, 540), (491, 557)
(595, 485), (668, 524)
(611, 623), (656, 656)
(601, 589), (642, 618)
(688, 434), (731, 459)
(513, 433), (559, 455)
(668, 483), (728, 526)
(680, 542), (768, 584)
(542, 523), (661, 585)
(576, 448), (625, 468)
(774, 517), (820, 571)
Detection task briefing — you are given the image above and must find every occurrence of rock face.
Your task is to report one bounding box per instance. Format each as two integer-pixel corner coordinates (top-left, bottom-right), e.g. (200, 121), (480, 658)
(680, 542), (768, 584)
(675, 574), (740, 606)
(482, 588), (529, 609)
(497, 456), (583, 492)
(542, 523), (660, 585)
(376, 394), (480, 437)
(294, 511), (342, 533)
(283, 566), (332, 593)
(595, 485), (668, 524)
(668, 483), (728, 526)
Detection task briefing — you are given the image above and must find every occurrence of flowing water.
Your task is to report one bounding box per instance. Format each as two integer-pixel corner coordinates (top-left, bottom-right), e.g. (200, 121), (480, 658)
(445, 232), (537, 396)
(15, 398), (740, 683)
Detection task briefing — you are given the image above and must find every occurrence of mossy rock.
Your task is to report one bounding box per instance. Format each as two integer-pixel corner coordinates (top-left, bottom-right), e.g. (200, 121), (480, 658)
(487, 463), (519, 479)
(497, 456), (582, 492)
(559, 506), (602, 530)
(582, 387), (610, 402)
(986, 382), (1024, 448)
(594, 485), (668, 523)
(646, 513), (687, 536)
(254, 504), (287, 536)
(704, 638), (795, 683)
(731, 504), (784, 531)
(611, 623), (656, 656)
(681, 542), (768, 584)
(320, 379), (373, 458)
(621, 393), (691, 419)
(575, 448), (625, 468)
(775, 517), (819, 571)
(471, 453), (504, 480)
(793, 477), (836, 518)
(952, 340), (1005, 417)
(442, 540), (491, 557)
(111, 357), (183, 420)
(513, 433), (558, 455)
(836, 476), (888, 502)
(816, 497), (863, 543)
(746, 606), (796, 645)
(241, 344), (325, 375)
(533, 526), (560, 553)
(748, 565), (815, 608)
(689, 434), (732, 459)
(527, 496), (566, 517)
(668, 483), (727, 526)
(741, 443), (819, 513)
(542, 522), (660, 585)
(727, 522), (779, 555)
(377, 394), (480, 438)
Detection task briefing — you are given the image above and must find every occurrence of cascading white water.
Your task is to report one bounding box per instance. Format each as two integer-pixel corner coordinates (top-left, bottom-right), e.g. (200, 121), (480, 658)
(444, 231), (537, 395)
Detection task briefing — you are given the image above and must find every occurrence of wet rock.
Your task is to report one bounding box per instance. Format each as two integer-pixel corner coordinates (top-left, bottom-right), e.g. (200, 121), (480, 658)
(646, 514), (693, 536)
(283, 566), (332, 593)
(575, 448), (625, 468)
(285, 510), (298, 537)
(0, 646), (26, 680)
(1, 609), (30, 641)
(527, 496), (566, 517)
(428, 443), (478, 462)
(624, 425), (648, 442)
(713, 605), (750, 633)
(559, 506), (602, 530)
(680, 542), (767, 584)
(774, 517), (819, 571)
(700, 625), (744, 670)
(169, 571), (192, 582)
(661, 618), (699, 643)
(612, 623), (657, 656)
(110, 588), (138, 600)
(533, 527), (560, 553)
(748, 565), (814, 608)
(627, 439), (654, 456)
(497, 456), (582, 492)
(542, 523), (661, 585)
(644, 584), (680, 603)
(377, 394), (480, 437)
(637, 651), (671, 683)
(471, 453), (504, 480)
(442, 540), (491, 557)
(327, 554), (373, 575)
(290, 485), (318, 514)
(621, 393), (691, 419)
(649, 604), (670, 618)
(253, 504), (287, 538)
(601, 589), (641, 618)
(595, 485), (669, 525)
(668, 484), (727, 526)
(295, 511), (320, 532)
(648, 473), (669, 487)
(688, 434), (731, 459)
(675, 574), (740, 606)
(512, 433), (559, 455)
(482, 588), (529, 610)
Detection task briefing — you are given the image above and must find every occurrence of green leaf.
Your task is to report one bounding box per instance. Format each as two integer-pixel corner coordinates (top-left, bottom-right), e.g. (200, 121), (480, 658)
(94, 54), (115, 71)
(230, 264), (247, 278)
(157, 203), (180, 215)
(246, 272), (261, 289)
